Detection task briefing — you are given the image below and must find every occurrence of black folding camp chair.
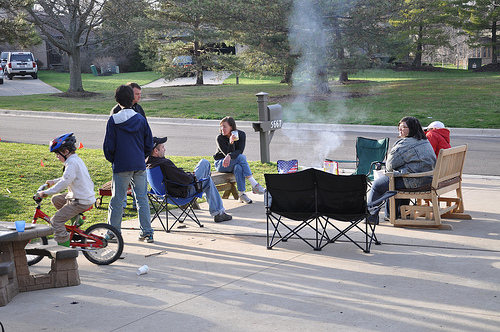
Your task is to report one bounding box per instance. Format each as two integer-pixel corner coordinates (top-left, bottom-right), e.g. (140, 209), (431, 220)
(265, 168), (395, 252)
(146, 166), (208, 233)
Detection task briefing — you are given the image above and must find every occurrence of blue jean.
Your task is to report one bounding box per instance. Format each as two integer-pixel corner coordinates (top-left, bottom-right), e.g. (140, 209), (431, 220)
(108, 170), (153, 235)
(367, 175), (406, 223)
(188, 159), (225, 216)
(214, 154), (252, 192)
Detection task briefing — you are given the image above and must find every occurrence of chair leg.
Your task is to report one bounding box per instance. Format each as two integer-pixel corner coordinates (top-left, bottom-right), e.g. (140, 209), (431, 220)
(166, 198), (204, 232)
(148, 194), (169, 233)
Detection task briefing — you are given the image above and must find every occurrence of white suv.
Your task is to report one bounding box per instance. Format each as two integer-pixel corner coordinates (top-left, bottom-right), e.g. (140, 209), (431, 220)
(6, 51), (38, 79)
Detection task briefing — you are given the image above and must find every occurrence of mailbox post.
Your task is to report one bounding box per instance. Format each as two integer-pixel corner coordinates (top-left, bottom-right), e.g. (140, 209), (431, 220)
(253, 92), (283, 163)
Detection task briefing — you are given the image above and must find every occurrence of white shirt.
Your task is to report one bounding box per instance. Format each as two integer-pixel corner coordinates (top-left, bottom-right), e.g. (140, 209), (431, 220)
(44, 153), (96, 205)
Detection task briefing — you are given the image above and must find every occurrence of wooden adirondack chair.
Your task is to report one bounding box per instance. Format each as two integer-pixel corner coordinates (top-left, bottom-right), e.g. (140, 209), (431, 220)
(387, 145), (471, 230)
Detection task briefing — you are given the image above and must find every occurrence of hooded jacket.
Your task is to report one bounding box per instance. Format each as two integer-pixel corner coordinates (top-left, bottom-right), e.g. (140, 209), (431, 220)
(103, 108), (154, 173)
(426, 128), (451, 157)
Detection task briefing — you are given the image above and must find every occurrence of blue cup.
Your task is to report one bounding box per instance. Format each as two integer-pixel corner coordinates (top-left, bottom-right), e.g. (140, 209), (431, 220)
(15, 220), (26, 232)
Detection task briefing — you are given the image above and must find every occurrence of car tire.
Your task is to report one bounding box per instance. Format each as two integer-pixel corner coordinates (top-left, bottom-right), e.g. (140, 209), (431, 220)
(0, 79), (3, 84)
(32, 73), (38, 79)
(8, 74), (13, 80)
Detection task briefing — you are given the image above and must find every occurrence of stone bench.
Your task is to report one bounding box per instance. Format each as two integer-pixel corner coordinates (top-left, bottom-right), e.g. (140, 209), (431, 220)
(211, 172), (239, 200)
(0, 262), (15, 306)
(22, 245), (80, 290)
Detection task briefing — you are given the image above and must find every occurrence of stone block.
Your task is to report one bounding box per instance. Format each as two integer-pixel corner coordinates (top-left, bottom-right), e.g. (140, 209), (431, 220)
(0, 275), (9, 288)
(17, 274), (33, 289)
(0, 288), (9, 307)
(51, 271), (69, 288)
(67, 269), (81, 286)
(51, 258), (78, 271)
(33, 273), (51, 285)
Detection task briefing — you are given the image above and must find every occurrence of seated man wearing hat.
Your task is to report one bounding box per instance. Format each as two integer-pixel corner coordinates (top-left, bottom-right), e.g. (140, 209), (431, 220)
(146, 136), (232, 223)
(425, 121), (451, 157)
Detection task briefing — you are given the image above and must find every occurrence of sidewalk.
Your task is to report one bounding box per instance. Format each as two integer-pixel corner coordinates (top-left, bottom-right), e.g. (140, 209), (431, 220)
(142, 71), (231, 88)
(1, 174), (499, 331)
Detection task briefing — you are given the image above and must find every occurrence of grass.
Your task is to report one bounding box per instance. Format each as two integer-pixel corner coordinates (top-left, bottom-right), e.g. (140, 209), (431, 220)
(1, 68), (499, 128)
(0, 142), (277, 226)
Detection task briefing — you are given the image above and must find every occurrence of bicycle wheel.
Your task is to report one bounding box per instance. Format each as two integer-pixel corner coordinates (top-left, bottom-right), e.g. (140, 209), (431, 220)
(26, 236), (48, 266)
(82, 223), (123, 265)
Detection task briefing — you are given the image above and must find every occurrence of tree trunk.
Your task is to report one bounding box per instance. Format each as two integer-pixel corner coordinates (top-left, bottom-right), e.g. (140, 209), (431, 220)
(193, 38), (204, 85)
(315, 66), (330, 93)
(492, 21), (498, 64)
(68, 49), (84, 92)
(281, 66), (293, 84)
(196, 70), (204, 85)
(338, 71), (349, 83)
(413, 25), (423, 67)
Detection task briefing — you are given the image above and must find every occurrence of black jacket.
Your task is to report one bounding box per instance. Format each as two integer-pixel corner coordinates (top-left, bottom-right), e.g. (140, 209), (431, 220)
(111, 103), (146, 119)
(213, 130), (246, 161)
(145, 155), (194, 198)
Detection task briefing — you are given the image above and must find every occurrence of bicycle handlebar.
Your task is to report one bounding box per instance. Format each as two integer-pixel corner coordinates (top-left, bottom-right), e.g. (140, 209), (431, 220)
(38, 184), (48, 192)
(33, 184), (48, 202)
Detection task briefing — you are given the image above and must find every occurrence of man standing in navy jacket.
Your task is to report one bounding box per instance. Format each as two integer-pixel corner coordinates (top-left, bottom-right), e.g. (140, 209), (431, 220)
(103, 85), (155, 243)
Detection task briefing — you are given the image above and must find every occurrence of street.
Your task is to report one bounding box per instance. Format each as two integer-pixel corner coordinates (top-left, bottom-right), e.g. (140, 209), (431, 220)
(1, 110), (499, 176)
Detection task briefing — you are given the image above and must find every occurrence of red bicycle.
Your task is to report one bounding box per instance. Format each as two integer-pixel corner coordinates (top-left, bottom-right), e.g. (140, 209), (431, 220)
(27, 184), (124, 265)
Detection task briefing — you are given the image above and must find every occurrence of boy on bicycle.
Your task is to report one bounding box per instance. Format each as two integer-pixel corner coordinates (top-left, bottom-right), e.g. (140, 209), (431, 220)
(38, 133), (96, 247)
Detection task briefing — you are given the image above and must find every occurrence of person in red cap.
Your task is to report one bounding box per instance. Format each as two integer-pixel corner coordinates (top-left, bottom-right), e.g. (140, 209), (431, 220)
(425, 121), (451, 157)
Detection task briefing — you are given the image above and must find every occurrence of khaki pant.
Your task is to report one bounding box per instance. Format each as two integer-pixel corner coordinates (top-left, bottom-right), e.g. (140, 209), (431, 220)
(51, 193), (93, 243)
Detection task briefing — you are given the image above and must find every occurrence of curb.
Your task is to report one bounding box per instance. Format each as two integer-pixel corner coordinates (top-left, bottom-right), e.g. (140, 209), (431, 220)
(2, 109), (500, 137)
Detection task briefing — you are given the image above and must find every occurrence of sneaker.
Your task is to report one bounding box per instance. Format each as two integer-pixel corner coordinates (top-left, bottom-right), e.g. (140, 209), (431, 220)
(214, 212), (232, 223)
(138, 233), (154, 243)
(104, 233), (117, 243)
(239, 193), (253, 204)
(252, 183), (266, 195)
(58, 240), (70, 247)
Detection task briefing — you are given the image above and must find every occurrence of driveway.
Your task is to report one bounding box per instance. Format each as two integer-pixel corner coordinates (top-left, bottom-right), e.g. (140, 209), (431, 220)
(0, 76), (61, 96)
(0, 71), (229, 96)
(143, 71), (231, 88)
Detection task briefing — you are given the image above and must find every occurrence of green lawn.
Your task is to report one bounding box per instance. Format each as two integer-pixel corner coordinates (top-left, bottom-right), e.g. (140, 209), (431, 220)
(0, 142), (276, 226)
(1, 68), (499, 128)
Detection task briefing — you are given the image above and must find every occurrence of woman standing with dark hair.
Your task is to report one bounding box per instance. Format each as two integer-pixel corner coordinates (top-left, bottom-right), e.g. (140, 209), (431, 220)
(367, 116), (436, 224)
(214, 116), (265, 204)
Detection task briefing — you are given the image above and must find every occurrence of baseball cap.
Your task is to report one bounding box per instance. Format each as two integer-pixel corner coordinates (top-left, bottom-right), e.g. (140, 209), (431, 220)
(425, 121), (445, 130)
(153, 136), (167, 148)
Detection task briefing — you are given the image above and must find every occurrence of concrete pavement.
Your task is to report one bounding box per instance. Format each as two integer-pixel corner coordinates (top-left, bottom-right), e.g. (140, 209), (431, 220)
(0, 75), (499, 329)
(1, 173), (499, 331)
(0, 76), (61, 96)
(142, 71), (231, 87)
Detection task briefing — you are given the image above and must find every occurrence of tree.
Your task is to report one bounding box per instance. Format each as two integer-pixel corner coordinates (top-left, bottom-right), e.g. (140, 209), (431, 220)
(0, 0), (41, 46)
(451, 0), (500, 64)
(289, 0), (398, 86)
(222, 0), (296, 84)
(22, 0), (108, 92)
(390, 0), (451, 67)
(97, 0), (152, 72)
(141, 0), (233, 85)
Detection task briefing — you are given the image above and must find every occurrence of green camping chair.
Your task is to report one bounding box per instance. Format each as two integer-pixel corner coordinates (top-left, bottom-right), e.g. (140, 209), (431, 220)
(327, 137), (390, 182)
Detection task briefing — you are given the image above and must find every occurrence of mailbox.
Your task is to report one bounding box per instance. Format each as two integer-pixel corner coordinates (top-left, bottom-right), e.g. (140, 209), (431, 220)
(252, 104), (283, 133)
(253, 92), (283, 163)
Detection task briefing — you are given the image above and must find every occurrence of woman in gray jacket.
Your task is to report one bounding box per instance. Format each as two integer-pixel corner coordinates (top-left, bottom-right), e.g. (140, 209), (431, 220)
(368, 116), (436, 224)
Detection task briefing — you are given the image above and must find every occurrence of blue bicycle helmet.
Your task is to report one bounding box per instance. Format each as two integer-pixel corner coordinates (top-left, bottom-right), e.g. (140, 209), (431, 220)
(50, 132), (76, 153)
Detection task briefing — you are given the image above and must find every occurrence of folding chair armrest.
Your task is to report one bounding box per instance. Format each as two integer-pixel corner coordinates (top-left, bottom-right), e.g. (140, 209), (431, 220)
(368, 161), (385, 175)
(165, 177), (208, 188)
(326, 159), (357, 164)
(386, 171), (434, 179)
